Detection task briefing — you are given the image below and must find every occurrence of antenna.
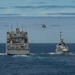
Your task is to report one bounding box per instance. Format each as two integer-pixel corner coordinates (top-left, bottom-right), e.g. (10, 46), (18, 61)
(59, 25), (62, 32)
(60, 31), (62, 38)
(7, 25), (9, 32)
(24, 25), (26, 32)
(17, 22), (18, 28)
(11, 25), (12, 31)
(59, 25), (62, 39)
(22, 24), (24, 31)
(59, 31), (62, 39)
(8, 29), (9, 32)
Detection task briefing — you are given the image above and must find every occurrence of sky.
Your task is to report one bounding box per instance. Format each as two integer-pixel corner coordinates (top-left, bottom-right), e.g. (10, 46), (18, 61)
(0, 0), (75, 43)
(0, 0), (75, 17)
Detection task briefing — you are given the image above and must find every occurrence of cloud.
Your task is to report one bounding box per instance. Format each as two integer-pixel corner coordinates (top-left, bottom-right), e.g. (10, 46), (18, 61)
(0, 24), (9, 28)
(71, 0), (75, 3)
(13, 5), (75, 9)
(32, 2), (46, 4)
(0, 7), (6, 9)
(46, 13), (75, 15)
(38, 2), (46, 4)
(51, 25), (60, 27)
(39, 9), (75, 17)
(0, 14), (21, 16)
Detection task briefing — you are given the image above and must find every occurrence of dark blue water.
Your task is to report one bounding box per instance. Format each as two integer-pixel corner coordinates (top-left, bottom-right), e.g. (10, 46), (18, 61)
(0, 43), (75, 75)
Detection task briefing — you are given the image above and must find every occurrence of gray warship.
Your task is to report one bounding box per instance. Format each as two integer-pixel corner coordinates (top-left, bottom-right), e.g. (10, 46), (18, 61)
(6, 25), (29, 55)
(55, 31), (69, 54)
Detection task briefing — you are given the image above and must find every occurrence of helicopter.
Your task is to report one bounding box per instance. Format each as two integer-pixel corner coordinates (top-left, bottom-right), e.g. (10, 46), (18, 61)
(41, 24), (46, 29)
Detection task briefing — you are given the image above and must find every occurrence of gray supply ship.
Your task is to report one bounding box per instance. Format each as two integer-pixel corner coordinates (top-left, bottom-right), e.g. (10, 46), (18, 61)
(6, 25), (29, 55)
(55, 31), (69, 54)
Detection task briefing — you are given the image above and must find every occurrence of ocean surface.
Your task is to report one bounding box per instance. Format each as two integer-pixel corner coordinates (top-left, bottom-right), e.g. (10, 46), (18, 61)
(0, 43), (75, 75)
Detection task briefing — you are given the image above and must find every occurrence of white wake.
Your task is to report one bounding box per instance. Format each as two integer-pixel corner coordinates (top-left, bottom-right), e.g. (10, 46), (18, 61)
(0, 53), (7, 55)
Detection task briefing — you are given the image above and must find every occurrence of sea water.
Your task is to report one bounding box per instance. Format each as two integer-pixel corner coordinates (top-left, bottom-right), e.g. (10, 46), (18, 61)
(0, 43), (75, 75)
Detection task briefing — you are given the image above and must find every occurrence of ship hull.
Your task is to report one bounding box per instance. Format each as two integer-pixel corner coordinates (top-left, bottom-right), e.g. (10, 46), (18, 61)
(6, 26), (30, 55)
(6, 49), (29, 55)
(55, 51), (69, 54)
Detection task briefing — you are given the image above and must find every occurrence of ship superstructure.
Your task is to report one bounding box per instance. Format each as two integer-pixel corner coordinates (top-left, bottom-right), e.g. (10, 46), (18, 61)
(55, 31), (69, 54)
(6, 25), (29, 55)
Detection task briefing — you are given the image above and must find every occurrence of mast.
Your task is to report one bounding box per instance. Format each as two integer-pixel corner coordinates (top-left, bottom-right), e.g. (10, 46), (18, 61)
(59, 31), (62, 39)
(17, 22), (18, 28)
(24, 26), (26, 32)
(8, 28), (9, 32)
(22, 24), (24, 31)
(11, 25), (12, 32)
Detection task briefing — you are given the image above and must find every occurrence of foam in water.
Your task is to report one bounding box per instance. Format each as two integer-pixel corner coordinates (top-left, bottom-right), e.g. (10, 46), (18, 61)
(13, 55), (30, 57)
(0, 53), (7, 55)
(68, 52), (75, 55)
(0, 52), (75, 56)
(30, 53), (35, 55)
(47, 52), (56, 55)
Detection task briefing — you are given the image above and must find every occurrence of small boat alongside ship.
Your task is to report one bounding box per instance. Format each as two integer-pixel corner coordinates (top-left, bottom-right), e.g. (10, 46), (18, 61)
(55, 31), (69, 54)
(6, 25), (29, 55)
